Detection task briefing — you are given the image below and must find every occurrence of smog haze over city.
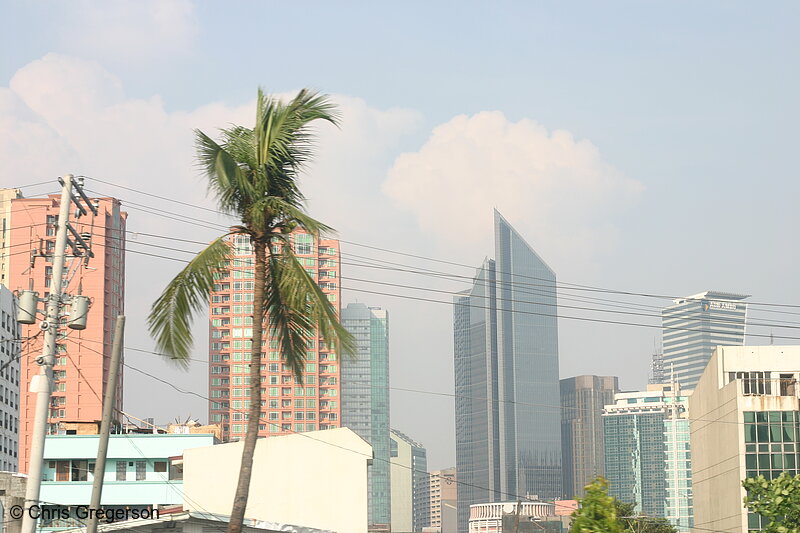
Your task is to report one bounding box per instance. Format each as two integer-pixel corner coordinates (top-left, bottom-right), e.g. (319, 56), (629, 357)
(2, 1), (799, 471)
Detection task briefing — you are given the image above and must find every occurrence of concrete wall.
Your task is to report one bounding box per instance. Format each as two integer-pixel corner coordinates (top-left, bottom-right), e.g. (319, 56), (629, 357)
(0, 472), (26, 533)
(391, 433), (413, 533)
(689, 350), (745, 533)
(182, 427), (371, 533)
(690, 346), (800, 532)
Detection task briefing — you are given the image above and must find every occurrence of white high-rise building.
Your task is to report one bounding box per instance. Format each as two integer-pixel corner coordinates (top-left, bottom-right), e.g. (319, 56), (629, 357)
(0, 285), (20, 472)
(691, 346), (800, 532)
(662, 291), (748, 390)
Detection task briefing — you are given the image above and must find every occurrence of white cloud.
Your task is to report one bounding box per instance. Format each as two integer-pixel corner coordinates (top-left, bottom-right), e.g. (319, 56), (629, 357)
(62, 0), (199, 64)
(383, 111), (643, 270)
(0, 52), (423, 426)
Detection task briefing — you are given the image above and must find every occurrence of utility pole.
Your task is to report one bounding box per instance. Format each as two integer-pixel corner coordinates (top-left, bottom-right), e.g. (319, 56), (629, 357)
(20, 175), (97, 533)
(87, 315), (125, 533)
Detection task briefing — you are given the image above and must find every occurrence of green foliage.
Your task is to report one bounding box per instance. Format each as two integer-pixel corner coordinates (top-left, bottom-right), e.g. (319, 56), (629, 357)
(743, 472), (800, 533)
(147, 237), (232, 366)
(614, 501), (677, 533)
(148, 88), (354, 372)
(570, 478), (623, 533)
(569, 479), (677, 533)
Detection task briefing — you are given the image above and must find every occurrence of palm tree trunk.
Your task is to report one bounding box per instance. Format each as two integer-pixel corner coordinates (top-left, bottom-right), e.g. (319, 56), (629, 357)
(227, 236), (267, 533)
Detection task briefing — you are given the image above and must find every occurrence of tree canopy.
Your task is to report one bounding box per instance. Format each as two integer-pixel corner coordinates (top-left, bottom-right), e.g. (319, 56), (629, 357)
(743, 473), (800, 533)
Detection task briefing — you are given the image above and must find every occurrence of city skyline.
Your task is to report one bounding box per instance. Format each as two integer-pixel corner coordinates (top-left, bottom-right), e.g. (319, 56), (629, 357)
(2, 1), (799, 474)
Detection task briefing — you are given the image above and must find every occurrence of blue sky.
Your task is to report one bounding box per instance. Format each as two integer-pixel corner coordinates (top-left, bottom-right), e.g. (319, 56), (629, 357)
(2, 1), (799, 469)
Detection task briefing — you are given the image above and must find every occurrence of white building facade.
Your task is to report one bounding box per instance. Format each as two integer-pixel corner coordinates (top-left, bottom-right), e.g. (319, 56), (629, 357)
(690, 345), (800, 532)
(0, 285), (20, 472)
(468, 502), (554, 533)
(183, 427), (372, 533)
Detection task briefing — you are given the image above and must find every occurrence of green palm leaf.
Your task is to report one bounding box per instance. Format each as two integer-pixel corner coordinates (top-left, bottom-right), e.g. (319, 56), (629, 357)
(266, 245), (355, 381)
(150, 87), (347, 533)
(147, 237), (232, 366)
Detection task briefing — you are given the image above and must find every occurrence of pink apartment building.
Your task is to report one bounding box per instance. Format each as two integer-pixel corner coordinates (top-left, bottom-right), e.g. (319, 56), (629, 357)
(208, 232), (341, 441)
(6, 192), (126, 471)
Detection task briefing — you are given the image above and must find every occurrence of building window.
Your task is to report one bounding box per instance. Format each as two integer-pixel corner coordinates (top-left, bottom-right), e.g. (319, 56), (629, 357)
(116, 461), (127, 481)
(154, 461), (167, 473)
(71, 460), (88, 481)
(135, 461), (146, 481)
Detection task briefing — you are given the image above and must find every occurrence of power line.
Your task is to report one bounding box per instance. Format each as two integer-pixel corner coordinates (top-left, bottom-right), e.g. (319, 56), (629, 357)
(78, 178), (800, 310)
(8, 218), (796, 338)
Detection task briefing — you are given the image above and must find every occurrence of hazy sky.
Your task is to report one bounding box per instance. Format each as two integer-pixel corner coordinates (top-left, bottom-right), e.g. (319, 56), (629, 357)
(2, 1), (799, 469)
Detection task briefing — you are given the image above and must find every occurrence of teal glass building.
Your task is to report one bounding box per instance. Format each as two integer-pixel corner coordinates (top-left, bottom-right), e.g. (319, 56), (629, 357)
(454, 210), (562, 532)
(603, 386), (693, 532)
(341, 303), (391, 527)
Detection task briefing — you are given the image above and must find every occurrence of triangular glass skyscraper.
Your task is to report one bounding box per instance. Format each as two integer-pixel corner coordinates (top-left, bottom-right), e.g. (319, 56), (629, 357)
(454, 210), (562, 531)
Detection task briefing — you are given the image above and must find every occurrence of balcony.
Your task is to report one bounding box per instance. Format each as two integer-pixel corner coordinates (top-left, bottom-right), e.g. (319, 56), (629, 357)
(739, 378), (800, 398)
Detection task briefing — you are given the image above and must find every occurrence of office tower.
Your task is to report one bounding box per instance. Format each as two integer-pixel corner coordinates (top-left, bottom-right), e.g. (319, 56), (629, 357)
(207, 233), (341, 442)
(603, 385), (693, 532)
(662, 291), (749, 390)
(453, 210), (561, 532)
(341, 303), (391, 528)
(560, 375), (618, 499)
(691, 346), (800, 532)
(649, 349), (665, 385)
(390, 429), (429, 533)
(429, 467), (457, 533)
(0, 189), (22, 285)
(7, 193), (125, 472)
(0, 285), (20, 471)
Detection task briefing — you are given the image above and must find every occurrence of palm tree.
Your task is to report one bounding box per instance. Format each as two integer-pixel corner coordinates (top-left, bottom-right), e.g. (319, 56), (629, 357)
(147, 88), (355, 533)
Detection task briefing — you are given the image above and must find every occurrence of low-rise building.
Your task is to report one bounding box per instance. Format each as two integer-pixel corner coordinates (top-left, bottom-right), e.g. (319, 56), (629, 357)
(63, 511), (333, 533)
(38, 432), (217, 530)
(468, 502), (555, 533)
(690, 345), (800, 532)
(182, 427), (372, 533)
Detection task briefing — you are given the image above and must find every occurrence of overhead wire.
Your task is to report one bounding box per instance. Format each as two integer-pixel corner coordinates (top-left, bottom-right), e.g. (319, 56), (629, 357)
(78, 178), (800, 310)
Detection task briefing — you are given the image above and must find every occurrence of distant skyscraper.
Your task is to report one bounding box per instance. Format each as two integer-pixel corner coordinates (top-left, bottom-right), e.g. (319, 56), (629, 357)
(429, 467), (457, 533)
(342, 303), (391, 528)
(662, 291), (749, 390)
(649, 349), (666, 385)
(603, 385), (693, 532)
(207, 232), (341, 441)
(560, 375), (618, 499)
(453, 210), (562, 532)
(7, 192), (126, 472)
(390, 429), (429, 533)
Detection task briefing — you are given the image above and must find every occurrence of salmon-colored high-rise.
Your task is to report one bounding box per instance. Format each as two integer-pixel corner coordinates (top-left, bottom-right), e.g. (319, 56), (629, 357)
(208, 232), (341, 442)
(4, 190), (126, 472)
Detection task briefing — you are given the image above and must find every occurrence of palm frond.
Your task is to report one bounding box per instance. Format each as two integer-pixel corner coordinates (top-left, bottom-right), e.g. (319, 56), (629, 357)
(246, 197), (333, 237)
(266, 245), (356, 382)
(148, 237), (233, 365)
(256, 88), (340, 179)
(195, 130), (255, 215)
